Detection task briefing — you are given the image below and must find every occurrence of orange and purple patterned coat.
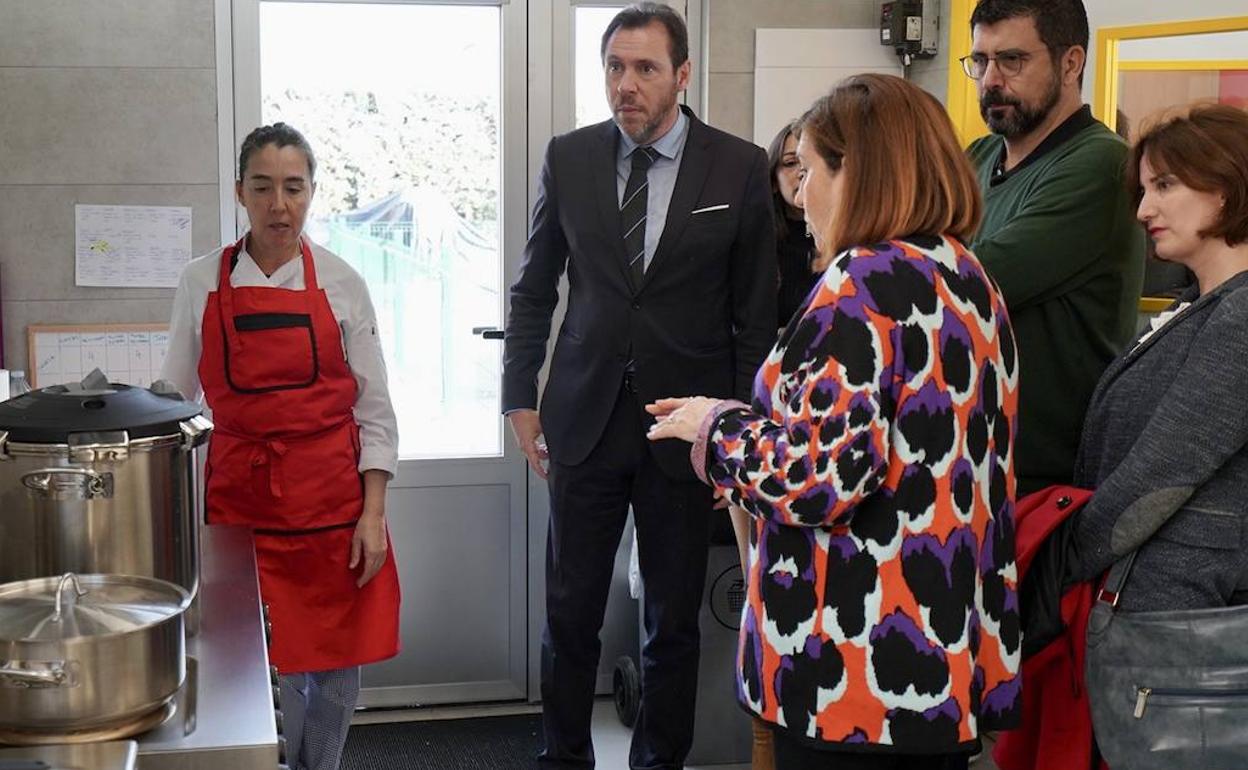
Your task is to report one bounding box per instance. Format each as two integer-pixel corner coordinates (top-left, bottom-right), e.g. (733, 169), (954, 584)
(695, 234), (1022, 754)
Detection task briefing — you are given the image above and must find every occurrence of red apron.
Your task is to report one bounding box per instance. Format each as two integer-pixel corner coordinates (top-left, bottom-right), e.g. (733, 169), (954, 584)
(199, 236), (400, 673)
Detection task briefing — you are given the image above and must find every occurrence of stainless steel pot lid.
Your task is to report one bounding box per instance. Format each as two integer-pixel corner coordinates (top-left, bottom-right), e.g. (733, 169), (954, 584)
(0, 573), (188, 641)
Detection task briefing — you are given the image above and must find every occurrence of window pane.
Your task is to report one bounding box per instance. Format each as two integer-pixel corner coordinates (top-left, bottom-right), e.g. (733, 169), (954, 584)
(575, 7), (626, 128)
(260, 2), (502, 459)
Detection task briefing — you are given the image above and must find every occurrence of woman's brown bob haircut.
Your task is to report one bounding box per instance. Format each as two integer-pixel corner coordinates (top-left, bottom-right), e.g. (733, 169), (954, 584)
(799, 73), (983, 255)
(1127, 103), (1248, 247)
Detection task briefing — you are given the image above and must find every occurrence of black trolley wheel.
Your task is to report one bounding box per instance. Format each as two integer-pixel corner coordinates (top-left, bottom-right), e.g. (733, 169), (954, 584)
(613, 655), (641, 727)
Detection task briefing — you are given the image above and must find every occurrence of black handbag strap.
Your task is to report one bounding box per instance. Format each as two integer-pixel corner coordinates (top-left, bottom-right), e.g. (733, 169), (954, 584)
(1094, 551), (1139, 610)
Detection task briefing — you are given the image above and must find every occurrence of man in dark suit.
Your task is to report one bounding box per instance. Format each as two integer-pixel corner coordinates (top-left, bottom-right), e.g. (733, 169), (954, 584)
(502, 4), (776, 768)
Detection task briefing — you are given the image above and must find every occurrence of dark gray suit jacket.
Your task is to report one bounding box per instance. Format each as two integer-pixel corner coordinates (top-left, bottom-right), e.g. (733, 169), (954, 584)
(1069, 271), (1248, 611)
(501, 107), (777, 479)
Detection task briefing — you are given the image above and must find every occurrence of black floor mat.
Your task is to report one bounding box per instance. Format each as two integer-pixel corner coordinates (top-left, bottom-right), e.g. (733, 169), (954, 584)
(343, 714), (542, 770)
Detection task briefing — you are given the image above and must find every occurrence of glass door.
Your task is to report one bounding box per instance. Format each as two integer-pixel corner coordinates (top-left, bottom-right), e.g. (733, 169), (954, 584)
(256, 2), (507, 459)
(230, 0), (529, 706)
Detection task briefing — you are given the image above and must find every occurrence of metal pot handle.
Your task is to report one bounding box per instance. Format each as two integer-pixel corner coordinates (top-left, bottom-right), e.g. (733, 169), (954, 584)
(21, 468), (114, 500)
(0, 576), (84, 689)
(52, 572), (87, 622)
(67, 431), (130, 463)
(179, 415), (213, 451)
(0, 661), (70, 689)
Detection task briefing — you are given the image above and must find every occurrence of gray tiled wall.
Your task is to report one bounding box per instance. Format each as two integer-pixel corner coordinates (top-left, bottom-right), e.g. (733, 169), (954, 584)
(705, 0), (953, 140)
(705, 0), (880, 139)
(0, 0), (221, 373)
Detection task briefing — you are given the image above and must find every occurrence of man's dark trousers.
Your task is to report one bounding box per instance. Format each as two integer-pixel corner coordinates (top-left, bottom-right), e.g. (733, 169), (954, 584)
(539, 375), (712, 770)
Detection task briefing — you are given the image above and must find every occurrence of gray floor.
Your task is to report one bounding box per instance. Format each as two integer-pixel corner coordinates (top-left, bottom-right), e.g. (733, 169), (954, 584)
(588, 698), (748, 770)
(588, 700), (1000, 770)
(352, 698), (747, 769)
(355, 698), (1000, 769)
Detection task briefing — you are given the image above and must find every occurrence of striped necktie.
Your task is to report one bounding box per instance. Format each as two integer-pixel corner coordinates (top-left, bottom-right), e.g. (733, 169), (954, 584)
(621, 146), (657, 287)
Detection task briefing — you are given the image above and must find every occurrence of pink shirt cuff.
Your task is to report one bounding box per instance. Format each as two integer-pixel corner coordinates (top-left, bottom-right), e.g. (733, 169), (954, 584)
(691, 399), (749, 486)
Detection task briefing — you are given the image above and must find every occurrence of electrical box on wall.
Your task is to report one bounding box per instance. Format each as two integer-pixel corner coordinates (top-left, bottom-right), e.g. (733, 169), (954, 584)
(880, 0), (939, 66)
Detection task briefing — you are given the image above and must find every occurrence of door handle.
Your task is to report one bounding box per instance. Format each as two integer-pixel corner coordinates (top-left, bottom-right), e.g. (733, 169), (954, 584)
(472, 326), (505, 340)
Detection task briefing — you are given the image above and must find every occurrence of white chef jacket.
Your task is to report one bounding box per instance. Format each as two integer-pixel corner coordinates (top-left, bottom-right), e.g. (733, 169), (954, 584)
(161, 237), (399, 476)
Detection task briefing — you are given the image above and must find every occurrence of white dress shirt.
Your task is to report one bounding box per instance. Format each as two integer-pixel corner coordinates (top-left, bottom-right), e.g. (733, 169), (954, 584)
(1134, 301), (1193, 350)
(161, 237), (399, 475)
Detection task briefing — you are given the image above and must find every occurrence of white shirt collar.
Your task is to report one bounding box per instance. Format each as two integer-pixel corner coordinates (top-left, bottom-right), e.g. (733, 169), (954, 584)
(236, 238), (305, 286)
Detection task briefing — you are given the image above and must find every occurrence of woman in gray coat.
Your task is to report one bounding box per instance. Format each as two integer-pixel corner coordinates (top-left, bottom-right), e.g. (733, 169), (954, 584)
(1068, 103), (1248, 611)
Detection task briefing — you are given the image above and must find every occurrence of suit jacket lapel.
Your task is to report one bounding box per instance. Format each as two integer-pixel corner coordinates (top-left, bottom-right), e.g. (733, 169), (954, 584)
(642, 108), (712, 290)
(592, 121), (635, 290)
(1089, 276), (1243, 405)
(1089, 299), (1190, 409)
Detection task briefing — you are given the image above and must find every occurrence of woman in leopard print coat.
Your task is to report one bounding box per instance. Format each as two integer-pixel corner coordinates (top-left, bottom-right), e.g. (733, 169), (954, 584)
(648, 74), (1022, 769)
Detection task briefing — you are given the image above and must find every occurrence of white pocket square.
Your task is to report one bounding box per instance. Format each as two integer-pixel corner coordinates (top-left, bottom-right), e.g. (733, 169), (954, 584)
(690, 204), (729, 215)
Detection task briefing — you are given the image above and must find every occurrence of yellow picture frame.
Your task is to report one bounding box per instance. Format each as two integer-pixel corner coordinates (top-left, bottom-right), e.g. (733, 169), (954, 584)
(1093, 16), (1248, 133)
(945, 0), (989, 147)
(1117, 59), (1248, 72)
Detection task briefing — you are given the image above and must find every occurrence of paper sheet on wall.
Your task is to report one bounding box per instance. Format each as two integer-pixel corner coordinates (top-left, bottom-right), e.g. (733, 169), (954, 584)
(31, 329), (169, 388)
(75, 204), (192, 288)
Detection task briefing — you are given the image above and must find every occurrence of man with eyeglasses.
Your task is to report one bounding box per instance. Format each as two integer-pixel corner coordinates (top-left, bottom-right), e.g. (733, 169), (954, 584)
(963, 0), (1144, 496)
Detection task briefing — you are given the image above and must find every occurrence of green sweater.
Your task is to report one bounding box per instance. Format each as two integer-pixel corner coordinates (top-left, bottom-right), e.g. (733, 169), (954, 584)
(968, 112), (1145, 495)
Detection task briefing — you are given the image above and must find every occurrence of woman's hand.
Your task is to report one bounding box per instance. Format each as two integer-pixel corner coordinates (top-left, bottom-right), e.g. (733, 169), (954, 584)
(646, 396), (722, 444)
(350, 511), (389, 588)
(351, 469), (391, 587)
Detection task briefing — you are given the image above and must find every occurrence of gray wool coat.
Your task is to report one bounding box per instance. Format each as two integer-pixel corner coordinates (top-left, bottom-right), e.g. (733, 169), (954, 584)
(1068, 270), (1248, 612)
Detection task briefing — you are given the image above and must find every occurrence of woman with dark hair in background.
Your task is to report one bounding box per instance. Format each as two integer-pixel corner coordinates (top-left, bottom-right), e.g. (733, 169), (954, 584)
(767, 120), (821, 328)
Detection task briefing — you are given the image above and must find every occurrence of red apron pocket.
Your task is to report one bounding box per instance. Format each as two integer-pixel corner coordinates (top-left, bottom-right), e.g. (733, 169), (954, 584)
(225, 312), (318, 392)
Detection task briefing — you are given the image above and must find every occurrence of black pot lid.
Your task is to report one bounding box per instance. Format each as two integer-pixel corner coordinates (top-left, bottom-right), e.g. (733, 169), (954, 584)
(0, 376), (202, 443)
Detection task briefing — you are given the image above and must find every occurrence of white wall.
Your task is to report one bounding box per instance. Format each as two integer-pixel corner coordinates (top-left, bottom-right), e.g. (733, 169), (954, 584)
(753, 28), (904, 145)
(1120, 30), (1248, 61)
(706, 0), (879, 141)
(1086, 0), (1248, 31)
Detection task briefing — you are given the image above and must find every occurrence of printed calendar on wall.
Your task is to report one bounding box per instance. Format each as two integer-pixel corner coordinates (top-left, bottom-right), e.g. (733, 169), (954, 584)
(28, 324), (170, 389)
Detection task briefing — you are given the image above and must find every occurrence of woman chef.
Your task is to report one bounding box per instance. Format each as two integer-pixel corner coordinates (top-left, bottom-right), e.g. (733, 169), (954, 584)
(160, 123), (400, 770)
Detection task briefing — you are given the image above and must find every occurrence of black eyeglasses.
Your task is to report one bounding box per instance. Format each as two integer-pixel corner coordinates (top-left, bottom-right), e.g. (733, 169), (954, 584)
(959, 49), (1046, 79)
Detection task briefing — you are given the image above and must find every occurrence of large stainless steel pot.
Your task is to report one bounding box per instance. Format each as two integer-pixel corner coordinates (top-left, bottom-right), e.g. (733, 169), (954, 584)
(0, 572), (188, 732)
(0, 383), (210, 613)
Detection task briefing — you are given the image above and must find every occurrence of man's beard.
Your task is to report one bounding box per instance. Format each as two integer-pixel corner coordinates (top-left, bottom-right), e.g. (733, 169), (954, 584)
(616, 91), (678, 145)
(980, 69), (1062, 139)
